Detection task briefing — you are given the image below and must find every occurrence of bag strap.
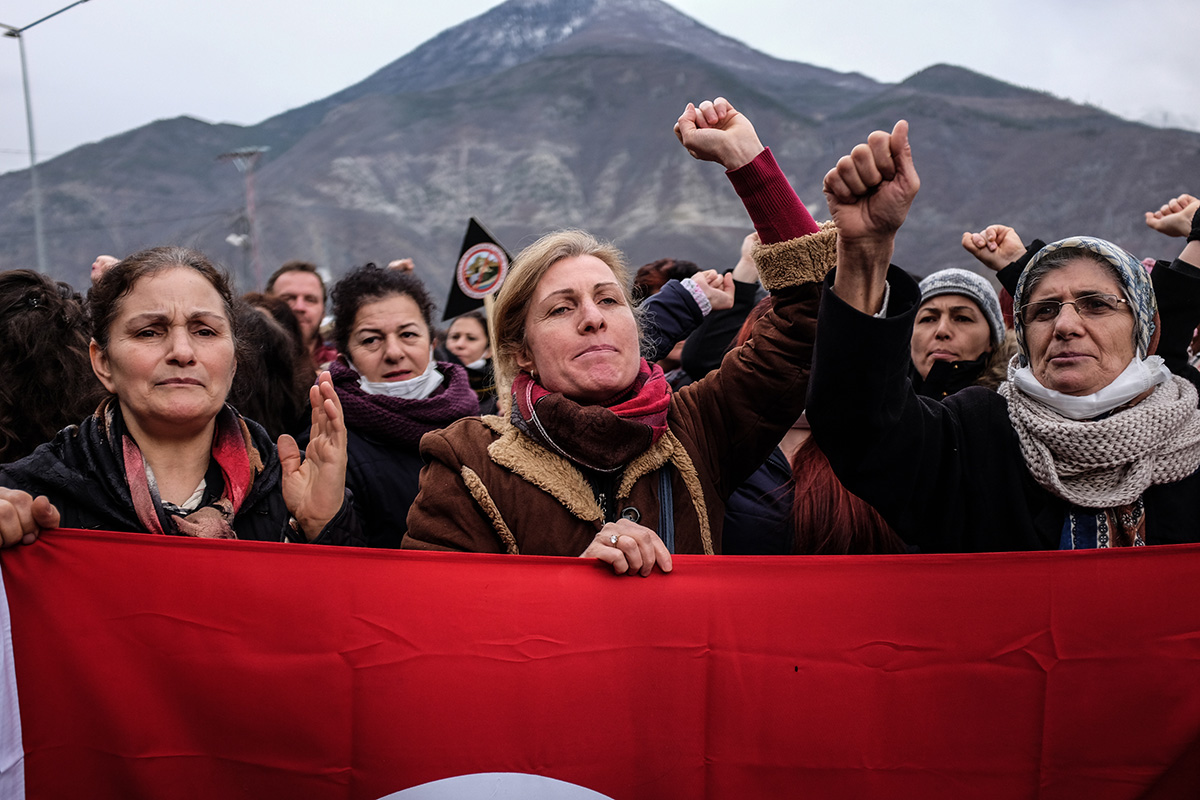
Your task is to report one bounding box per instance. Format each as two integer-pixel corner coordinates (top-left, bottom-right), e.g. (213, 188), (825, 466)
(658, 465), (675, 554)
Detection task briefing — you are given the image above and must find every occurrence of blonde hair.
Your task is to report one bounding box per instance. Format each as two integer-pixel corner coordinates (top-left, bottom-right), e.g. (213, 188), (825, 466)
(491, 229), (638, 401)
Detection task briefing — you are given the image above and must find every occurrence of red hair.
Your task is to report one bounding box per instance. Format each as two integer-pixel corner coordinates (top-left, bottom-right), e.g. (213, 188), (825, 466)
(788, 438), (907, 555)
(734, 296), (773, 348)
(737, 297), (904, 554)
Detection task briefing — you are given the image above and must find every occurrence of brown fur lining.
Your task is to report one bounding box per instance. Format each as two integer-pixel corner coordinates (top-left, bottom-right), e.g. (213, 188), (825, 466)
(664, 434), (714, 555)
(617, 433), (674, 496)
(460, 464), (519, 554)
(616, 430), (713, 555)
(752, 221), (838, 291)
(484, 417), (713, 553)
(486, 421), (601, 522)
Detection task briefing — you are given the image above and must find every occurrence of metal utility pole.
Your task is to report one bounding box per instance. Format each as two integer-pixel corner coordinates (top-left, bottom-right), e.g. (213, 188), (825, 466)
(1, 0), (93, 274)
(217, 147), (269, 289)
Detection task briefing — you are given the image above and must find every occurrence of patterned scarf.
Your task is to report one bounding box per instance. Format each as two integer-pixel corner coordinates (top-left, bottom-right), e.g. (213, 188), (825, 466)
(511, 359), (672, 472)
(101, 398), (264, 539)
(1060, 498), (1146, 550)
(329, 358), (480, 448)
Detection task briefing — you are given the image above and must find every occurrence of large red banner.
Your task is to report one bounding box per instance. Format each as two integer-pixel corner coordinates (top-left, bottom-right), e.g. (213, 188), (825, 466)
(2, 530), (1199, 798)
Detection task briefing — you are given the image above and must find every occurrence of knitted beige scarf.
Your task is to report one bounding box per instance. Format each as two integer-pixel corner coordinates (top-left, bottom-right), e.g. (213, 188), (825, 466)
(999, 369), (1200, 507)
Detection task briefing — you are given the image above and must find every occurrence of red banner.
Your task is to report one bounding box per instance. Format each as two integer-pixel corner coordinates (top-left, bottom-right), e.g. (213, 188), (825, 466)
(2, 530), (1200, 798)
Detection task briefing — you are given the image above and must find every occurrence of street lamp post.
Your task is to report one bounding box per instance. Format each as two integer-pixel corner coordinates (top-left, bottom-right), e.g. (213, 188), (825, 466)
(217, 147), (270, 290)
(2, 0), (93, 273)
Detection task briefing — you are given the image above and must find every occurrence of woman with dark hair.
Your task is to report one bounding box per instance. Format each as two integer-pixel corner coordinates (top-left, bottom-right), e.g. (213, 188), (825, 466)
(0, 246), (360, 547)
(0, 270), (105, 463)
(228, 299), (311, 440)
(327, 264), (480, 547)
(633, 257), (699, 298)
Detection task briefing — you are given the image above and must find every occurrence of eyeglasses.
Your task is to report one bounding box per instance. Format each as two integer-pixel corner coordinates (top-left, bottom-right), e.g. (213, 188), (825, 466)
(1017, 293), (1129, 325)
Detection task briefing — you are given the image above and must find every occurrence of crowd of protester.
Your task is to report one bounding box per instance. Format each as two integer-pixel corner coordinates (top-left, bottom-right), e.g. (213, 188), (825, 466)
(2, 96), (1200, 572)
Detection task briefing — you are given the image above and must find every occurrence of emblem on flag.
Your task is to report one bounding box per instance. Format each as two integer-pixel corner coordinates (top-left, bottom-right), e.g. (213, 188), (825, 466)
(456, 243), (508, 299)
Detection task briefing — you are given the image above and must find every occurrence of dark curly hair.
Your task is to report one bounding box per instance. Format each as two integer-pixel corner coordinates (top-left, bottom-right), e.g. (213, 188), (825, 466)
(88, 246), (238, 351)
(330, 263), (436, 355)
(0, 270), (105, 462)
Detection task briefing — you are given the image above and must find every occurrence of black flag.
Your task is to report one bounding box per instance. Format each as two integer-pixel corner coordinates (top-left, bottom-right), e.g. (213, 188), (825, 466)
(443, 218), (512, 321)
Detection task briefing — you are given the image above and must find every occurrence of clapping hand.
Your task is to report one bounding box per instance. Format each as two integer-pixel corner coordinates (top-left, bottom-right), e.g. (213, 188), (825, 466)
(691, 269), (736, 311)
(278, 371), (348, 541)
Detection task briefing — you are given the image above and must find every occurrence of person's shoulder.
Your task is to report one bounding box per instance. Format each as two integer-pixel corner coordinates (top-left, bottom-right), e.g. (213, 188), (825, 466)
(421, 414), (504, 453)
(0, 423), (98, 506)
(2, 423), (80, 476)
(946, 384), (1008, 411)
(443, 413), (503, 436)
(940, 385), (1017, 443)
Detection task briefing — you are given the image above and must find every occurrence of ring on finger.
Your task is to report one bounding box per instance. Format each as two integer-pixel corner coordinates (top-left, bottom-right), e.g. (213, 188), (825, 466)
(609, 533), (620, 546)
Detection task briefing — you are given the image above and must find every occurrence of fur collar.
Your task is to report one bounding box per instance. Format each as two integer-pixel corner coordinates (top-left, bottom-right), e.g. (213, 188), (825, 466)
(483, 414), (681, 523)
(479, 414), (713, 553)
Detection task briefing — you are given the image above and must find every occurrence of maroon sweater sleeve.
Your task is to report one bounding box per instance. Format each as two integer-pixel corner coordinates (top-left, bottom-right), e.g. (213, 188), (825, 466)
(726, 147), (819, 245)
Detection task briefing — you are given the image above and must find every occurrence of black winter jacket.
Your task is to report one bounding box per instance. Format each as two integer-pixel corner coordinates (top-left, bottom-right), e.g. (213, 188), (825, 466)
(807, 267), (1200, 553)
(344, 428), (424, 548)
(0, 411), (362, 546)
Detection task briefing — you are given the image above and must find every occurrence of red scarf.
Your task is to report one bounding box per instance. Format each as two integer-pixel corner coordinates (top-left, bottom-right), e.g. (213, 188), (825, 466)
(106, 400), (263, 539)
(511, 359), (671, 472)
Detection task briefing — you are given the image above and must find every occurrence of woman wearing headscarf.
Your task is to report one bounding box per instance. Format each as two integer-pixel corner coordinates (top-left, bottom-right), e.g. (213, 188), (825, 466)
(909, 268), (1011, 399)
(805, 121), (1200, 552)
(403, 97), (831, 574)
(724, 267), (1012, 555)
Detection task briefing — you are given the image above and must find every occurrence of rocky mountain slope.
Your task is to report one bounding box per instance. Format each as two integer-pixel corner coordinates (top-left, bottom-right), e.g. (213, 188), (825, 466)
(1, 0), (1197, 301)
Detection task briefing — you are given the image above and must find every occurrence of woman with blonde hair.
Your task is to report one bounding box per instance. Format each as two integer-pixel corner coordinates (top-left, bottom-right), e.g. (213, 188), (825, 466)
(403, 97), (833, 574)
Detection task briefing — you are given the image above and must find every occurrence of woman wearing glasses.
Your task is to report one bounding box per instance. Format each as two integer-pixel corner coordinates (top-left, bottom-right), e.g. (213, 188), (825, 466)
(803, 120), (1200, 552)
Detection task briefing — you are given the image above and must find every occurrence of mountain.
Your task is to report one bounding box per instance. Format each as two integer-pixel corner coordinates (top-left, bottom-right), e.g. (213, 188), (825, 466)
(1, 0), (1198, 305)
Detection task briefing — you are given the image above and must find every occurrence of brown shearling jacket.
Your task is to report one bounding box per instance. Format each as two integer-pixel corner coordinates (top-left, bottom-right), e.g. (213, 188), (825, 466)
(402, 230), (834, 556)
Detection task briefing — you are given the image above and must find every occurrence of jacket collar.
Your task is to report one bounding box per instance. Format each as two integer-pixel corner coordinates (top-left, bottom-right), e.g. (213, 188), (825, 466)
(482, 415), (677, 523)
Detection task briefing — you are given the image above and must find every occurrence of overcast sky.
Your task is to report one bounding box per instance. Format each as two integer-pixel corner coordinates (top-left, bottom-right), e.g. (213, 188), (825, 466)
(1, 0), (1197, 175)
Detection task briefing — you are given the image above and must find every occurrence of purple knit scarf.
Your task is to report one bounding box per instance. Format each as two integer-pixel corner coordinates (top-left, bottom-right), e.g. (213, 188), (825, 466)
(329, 358), (480, 448)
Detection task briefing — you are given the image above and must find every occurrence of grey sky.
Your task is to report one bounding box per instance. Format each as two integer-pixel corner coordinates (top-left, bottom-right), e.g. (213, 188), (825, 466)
(2, 0), (1197, 175)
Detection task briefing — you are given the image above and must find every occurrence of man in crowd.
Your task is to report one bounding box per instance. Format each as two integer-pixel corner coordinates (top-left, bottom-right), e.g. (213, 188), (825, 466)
(266, 260), (338, 369)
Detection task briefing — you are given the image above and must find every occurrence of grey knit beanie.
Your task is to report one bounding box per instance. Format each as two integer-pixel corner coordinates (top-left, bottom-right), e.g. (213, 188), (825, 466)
(917, 268), (1005, 347)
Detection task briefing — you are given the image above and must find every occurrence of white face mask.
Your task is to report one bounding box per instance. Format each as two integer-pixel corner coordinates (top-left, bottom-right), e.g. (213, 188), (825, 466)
(1010, 355), (1171, 420)
(351, 352), (444, 400)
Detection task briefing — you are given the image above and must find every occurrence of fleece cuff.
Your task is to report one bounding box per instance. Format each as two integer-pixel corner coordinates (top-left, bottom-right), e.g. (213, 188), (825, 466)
(752, 221), (838, 290)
